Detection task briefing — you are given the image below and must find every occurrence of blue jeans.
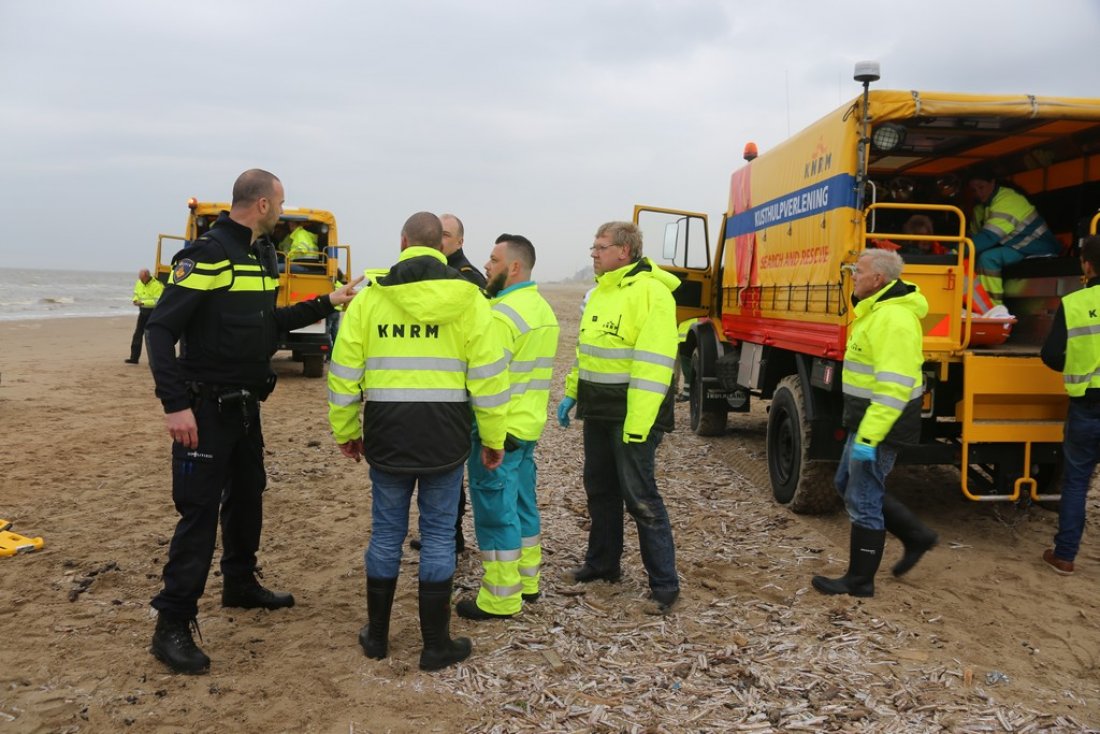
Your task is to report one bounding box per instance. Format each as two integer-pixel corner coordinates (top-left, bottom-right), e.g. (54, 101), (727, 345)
(834, 434), (899, 530)
(365, 465), (463, 582)
(1055, 400), (1100, 562)
(582, 420), (678, 593)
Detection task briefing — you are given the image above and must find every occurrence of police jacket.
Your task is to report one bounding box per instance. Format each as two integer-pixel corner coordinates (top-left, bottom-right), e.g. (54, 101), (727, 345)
(1042, 278), (1100, 401)
(489, 281), (560, 442)
(969, 185), (1059, 256)
(841, 278), (927, 448)
(447, 248), (488, 288)
(133, 277), (164, 309)
(328, 246), (509, 474)
(146, 214), (335, 413)
(565, 258), (679, 442)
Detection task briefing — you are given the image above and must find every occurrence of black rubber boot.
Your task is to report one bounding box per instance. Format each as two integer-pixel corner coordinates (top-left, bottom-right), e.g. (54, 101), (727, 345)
(418, 578), (472, 671)
(812, 524), (886, 598)
(882, 495), (938, 577)
(222, 576), (295, 610)
(151, 613), (210, 675)
(359, 576), (397, 659)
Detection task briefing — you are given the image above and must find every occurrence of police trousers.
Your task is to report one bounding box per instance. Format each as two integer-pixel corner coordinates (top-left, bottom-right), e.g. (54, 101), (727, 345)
(151, 393), (265, 618)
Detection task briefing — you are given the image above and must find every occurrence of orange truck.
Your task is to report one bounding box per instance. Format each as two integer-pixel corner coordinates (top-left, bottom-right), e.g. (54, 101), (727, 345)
(155, 199), (352, 378)
(637, 65), (1100, 512)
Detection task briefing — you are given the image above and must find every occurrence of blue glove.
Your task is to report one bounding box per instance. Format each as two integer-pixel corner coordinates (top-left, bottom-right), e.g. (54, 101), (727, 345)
(851, 441), (877, 463)
(557, 397), (577, 428)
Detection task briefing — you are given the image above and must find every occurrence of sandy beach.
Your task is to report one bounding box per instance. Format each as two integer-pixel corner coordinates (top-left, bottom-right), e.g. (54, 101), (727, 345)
(2, 284), (1099, 733)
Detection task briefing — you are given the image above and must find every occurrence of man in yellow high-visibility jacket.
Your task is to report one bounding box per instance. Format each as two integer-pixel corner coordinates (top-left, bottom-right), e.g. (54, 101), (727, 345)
(968, 168), (1060, 305)
(279, 220), (319, 260)
(125, 268), (164, 364)
(1040, 234), (1100, 576)
(456, 233), (560, 620)
(557, 221), (681, 614)
(812, 248), (937, 598)
(328, 211), (509, 671)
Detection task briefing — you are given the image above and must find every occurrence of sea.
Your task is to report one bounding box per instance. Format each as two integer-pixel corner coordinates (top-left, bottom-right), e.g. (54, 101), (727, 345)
(0, 267), (136, 322)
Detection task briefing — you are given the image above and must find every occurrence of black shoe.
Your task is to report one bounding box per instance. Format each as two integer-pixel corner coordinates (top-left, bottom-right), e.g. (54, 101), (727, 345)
(418, 578), (472, 671)
(359, 576), (397, 659)
(124, 358), (139, 364)
(568, 565), (622, 584)
(151, 614), (210, 675)
(882, 495), (938, 577)
(222, 580), (295, 610)
(521, 592), (540, 603)
(812, 524), (886, 598)
(651, 588), (679, 613)
(455, 598), (514, 621)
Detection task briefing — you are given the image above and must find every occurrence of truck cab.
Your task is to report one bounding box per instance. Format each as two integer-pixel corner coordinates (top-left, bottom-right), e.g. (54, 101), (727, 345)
(154, 199), (352, 378)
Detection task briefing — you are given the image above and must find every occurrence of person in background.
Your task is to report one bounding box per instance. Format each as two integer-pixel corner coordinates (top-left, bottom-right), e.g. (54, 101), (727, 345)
(557, 221), (681, 614)
(968, 167), (1061, 305)
(409, 212), (487, 555)
(279, 220), (319, 260)
(1040, 235), (1100, 576)
(900, 215), (950, 256)
(126, 268), (164, 364)
(812, 248), (938, 598)
(328, 212), (509, 671)
(144, 169), (361, 675)
(456, 233), (560, 620)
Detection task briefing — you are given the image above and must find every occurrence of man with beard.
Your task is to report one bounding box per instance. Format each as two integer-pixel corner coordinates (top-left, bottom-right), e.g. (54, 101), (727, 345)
(145, 169), (361, 674)
(456, 234), (560, 620)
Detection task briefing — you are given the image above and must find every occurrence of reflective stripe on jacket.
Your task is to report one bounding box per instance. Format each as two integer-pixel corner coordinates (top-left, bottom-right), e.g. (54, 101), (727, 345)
(970, 186), (1058, 255)
(565, 258), (679, 441)
(490, 282), (560, 442)
(133, 278), (164, 308)
(1061, 285), (1100, 397)
(841, 278), (927, 447)
(328, 246), (509, 473)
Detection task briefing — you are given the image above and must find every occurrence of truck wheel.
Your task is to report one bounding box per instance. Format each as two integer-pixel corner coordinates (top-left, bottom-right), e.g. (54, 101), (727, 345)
(303, 354), (325, 378)
(689, 352), (727, 436)
(767, 375), (840, 514)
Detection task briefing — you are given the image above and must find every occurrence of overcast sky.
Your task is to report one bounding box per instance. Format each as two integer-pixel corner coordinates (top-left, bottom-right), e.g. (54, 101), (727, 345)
(2, 0), (1098, 281)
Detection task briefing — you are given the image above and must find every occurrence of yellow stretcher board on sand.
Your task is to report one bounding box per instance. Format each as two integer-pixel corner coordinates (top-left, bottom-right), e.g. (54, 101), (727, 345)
(0, 520), (44, 557)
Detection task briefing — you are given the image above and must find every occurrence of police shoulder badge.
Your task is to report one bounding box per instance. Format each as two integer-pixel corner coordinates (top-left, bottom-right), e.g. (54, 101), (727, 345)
(173, 259), (196, 283)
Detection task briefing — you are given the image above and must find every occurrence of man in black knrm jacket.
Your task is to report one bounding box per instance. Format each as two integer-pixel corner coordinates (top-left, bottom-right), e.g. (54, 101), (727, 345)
(145, 168), (361, 675)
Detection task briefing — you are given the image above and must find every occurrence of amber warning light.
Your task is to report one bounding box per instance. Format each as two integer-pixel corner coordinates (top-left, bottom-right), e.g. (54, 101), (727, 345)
(187, 197), (198, 210)
(743, 142), (758, 162)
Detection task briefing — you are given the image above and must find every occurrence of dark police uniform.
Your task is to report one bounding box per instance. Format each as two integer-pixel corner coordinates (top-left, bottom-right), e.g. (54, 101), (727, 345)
(145, 213), (335, 619)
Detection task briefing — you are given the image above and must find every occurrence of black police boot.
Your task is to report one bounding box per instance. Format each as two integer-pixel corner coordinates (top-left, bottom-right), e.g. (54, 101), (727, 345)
(882, 495), (938, 577)
(568, 564), (622, 583)
(151, 613), (210, 675)
(222, 576), (295, 610)
(812, 524), (886, 598)
(358, 576), (397, 659)
(418, 578), (472, 671)
(455, 597), (514, 621)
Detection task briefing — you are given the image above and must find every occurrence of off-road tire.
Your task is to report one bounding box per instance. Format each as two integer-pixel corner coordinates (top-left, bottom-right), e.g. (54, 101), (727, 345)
(303, 354), (325, 379)
(766, 375), (840, 515)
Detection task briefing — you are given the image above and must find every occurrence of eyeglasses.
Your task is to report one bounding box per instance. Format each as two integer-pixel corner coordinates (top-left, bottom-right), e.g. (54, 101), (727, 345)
(589, 243), (623, 253)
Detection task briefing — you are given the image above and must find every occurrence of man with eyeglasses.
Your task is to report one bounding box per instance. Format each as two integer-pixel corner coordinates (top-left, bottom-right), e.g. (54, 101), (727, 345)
(556, 221), (681, 613)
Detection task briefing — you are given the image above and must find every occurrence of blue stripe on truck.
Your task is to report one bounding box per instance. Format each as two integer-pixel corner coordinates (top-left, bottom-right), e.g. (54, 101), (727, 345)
(725, 172), (859, 238)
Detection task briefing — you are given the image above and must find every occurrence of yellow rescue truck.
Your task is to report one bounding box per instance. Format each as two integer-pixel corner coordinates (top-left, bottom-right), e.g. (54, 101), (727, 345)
(155, 199), (352, 378)
(638, 63), (1100, 512)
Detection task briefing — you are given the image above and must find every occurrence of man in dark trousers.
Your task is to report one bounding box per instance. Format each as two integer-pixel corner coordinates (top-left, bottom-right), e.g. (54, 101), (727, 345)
(125, 268), (164, 364)
(145, 168), (361, 674)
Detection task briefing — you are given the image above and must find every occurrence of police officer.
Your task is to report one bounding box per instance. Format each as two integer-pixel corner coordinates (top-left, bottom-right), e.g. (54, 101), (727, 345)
(457, 233), (560, 620)
(145, 169), (361, 675)
(812, 248), (937, 598)
(1040, 235), (1100, 576)
(328, 211), (509, 671)
(557, 221), (682, 614)
(126, 268), (164, 364)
